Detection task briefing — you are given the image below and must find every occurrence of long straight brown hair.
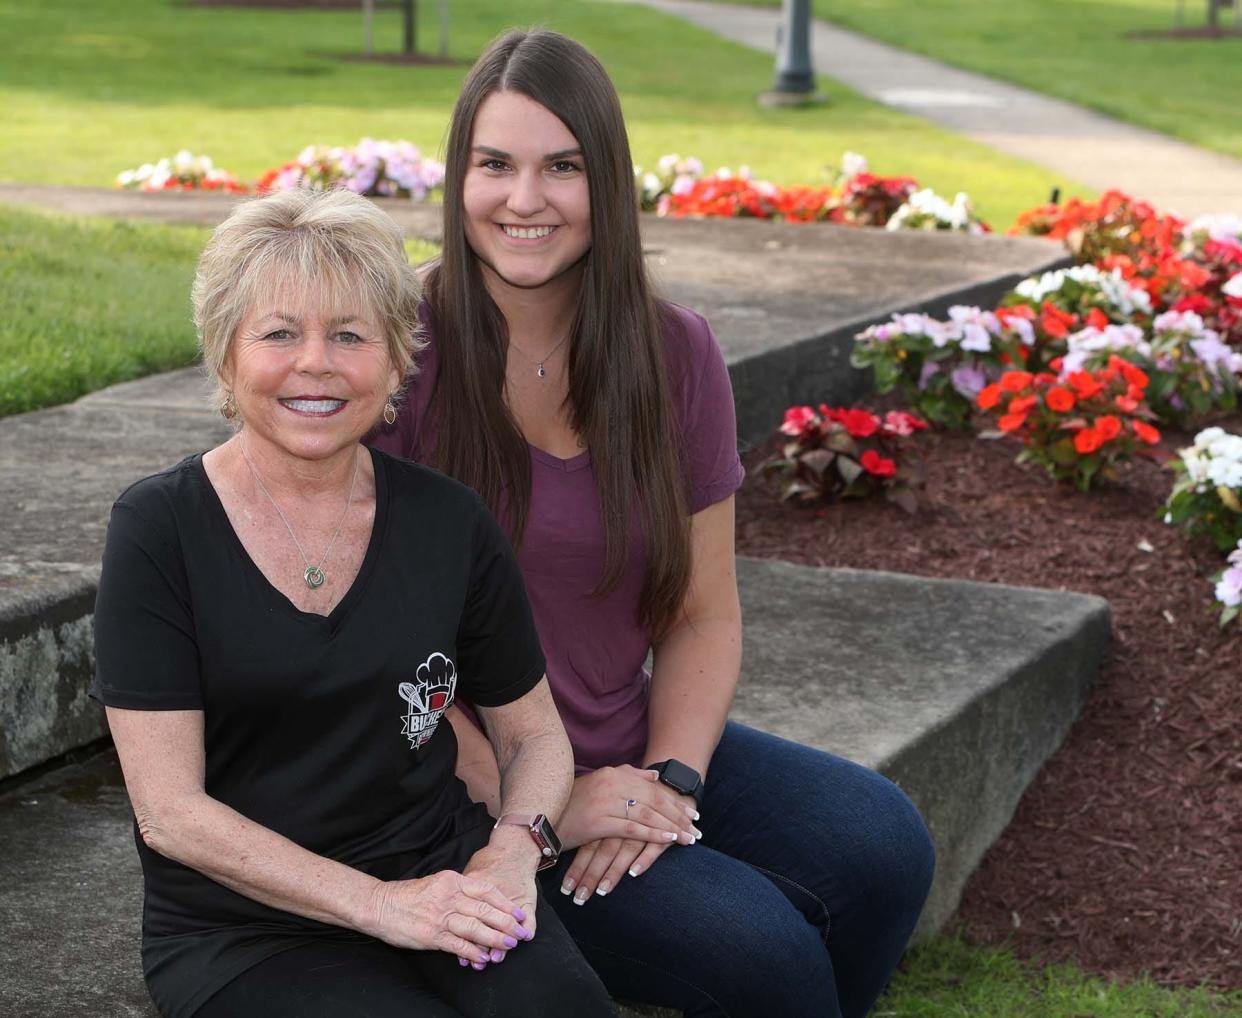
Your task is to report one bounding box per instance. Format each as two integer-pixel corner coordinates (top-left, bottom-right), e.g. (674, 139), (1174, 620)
(427, 28), (691, 636)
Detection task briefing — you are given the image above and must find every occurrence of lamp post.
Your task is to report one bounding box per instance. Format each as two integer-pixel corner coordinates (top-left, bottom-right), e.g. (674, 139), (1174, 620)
(760, 0), (826, 107)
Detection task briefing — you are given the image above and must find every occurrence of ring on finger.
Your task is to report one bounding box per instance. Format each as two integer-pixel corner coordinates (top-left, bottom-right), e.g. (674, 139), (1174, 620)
(625, 798), (638, 817)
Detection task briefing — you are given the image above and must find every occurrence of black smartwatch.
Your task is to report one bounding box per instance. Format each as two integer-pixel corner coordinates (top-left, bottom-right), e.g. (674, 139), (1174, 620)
(647, 758), (705, 808)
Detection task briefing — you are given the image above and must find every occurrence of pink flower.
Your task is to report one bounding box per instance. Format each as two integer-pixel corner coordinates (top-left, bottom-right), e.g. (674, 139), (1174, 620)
(882, 410), (928, 436)
(780, 405), (819, 436)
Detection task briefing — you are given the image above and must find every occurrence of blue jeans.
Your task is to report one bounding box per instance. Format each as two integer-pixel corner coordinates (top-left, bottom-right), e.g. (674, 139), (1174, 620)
(540, 722), (935, 1018)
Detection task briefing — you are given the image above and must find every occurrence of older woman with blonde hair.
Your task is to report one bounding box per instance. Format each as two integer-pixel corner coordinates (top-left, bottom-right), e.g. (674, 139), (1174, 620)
(92, 187), (614, 1018)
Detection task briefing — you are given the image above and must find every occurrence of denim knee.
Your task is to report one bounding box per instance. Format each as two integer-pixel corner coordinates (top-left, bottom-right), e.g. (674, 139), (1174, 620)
(715, 915), (838, 1018)
(848, 774), (936, 923)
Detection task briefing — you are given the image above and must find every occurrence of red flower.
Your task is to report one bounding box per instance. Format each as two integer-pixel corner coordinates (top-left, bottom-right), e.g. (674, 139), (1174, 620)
(1132, 420), (1161, 445)
(1045, 386), (1076, 412)
(999, 371), (1034, 393)
(840, 409), (880, 438)
(998, 413), (1028, 433)
(1067, 371), (1104, 400)
(1008, 395), (1038, 415)
(1039, 302), (1077, 339)
(1086, 307), (1111, 330)
(1074, 427), (1103, 454)
(1110, 357), (1149, 390)
(1173, 294), (1214, 315)
(859, 449), (897, 477)
(1095, 415), (1123, 442)
(996, 303), (1035, 323)
(977, 384), (1002, 410)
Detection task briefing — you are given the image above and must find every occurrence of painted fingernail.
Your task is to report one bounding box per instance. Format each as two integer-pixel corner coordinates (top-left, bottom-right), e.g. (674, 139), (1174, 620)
(596, 880), (611, 896)
(472, 961), (487, 971)
(629, 865), (643, 878)
(574, 889), (589, 905)
(459, 958), (469, 967)
(503, 936), (518, 948)
(664, 831), (678, 841)
(518, 924), (533, 940)
(560, 879), (575, 896)
(490, 949), (505, 963)
(690, 826), (703, 839)
(685, 807), (700, 821)
(512, 906), (527, 922)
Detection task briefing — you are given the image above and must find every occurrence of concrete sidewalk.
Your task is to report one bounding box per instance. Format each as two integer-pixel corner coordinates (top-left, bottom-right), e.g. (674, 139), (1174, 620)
(633, 0), (1242, 219)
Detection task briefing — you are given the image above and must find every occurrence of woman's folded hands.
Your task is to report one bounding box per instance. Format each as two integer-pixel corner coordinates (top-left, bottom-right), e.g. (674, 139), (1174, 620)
(556, 766), (701, 905)
(362, 870), (533, 969)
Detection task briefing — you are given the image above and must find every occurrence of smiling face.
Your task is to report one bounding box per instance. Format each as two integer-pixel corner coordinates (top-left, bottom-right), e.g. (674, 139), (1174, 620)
(462, 90), (592, 299)
(221, 280), (399, 465)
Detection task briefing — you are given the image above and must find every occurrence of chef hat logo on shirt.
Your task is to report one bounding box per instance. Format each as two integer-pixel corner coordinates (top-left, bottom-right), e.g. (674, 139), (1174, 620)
(399, 653), (457, 750)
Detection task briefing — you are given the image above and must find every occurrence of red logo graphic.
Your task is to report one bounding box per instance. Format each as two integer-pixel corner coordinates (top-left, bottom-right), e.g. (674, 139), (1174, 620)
(399, 653), (457, 750)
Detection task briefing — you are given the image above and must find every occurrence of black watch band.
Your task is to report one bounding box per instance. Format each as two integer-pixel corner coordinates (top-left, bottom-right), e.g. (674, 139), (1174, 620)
(647, 758), (705, 808)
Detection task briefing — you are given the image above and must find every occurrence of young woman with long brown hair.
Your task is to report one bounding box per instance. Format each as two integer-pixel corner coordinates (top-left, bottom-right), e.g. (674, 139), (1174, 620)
(372, 29), (935, 1018)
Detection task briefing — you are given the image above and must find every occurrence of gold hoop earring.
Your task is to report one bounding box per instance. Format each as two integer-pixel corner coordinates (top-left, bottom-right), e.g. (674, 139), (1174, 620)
(221, 392), (237, 420)
(383, 397), (397, 426)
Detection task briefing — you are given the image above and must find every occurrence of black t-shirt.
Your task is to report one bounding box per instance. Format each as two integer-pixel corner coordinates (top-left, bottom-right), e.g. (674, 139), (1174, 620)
(91, 448), (545, 1018)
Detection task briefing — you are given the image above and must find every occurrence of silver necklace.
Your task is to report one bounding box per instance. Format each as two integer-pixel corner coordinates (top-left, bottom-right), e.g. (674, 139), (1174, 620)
(509, 334), (569, 379)
(239, 439), (360, 590)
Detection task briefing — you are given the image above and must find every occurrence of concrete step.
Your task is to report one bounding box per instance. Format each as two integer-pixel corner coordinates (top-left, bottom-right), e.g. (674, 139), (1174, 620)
(0, 559), (1107, 1017)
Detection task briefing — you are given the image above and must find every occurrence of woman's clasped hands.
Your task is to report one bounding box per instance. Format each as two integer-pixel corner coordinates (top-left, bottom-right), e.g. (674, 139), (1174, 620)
(364, 870), (533, 971)
(557, 766), (702, 904)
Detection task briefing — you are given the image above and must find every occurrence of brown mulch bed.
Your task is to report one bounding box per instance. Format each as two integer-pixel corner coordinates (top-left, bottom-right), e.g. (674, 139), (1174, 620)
(736, 409), (1242, 991)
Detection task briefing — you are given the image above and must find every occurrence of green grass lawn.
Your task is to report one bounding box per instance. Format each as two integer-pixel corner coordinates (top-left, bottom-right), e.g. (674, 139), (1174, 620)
(727, 0), (1242, 162)
(877, 935), (1242, 1017)
(0, 0), (1083, 229)
(0, 204), (438, 417)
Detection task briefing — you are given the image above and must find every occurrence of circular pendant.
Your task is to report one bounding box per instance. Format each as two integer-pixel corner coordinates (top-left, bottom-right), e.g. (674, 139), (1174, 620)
(537, 364), (546, 378)
(304, 565), (326, 589)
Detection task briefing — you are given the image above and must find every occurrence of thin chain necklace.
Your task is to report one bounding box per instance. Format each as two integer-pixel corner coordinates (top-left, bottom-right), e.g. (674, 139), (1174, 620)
(508, 333), (569, 379)
(239, 438), (360, 590)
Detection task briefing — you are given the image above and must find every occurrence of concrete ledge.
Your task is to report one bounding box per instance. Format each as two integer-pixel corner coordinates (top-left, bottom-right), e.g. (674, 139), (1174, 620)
(0, 374), (232, 780)
(731, 557), (1111, 937)
(0, 559), (1107, 1016)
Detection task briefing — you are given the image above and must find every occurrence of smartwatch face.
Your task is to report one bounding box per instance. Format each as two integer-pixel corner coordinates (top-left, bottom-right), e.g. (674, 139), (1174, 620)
(530, 814), (562, 870)
(534, 814), (563, 858)
(660, 759), (701, 795)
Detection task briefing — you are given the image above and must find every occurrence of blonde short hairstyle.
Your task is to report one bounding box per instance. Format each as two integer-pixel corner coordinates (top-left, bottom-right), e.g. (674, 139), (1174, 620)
(192, 188), (424, 418)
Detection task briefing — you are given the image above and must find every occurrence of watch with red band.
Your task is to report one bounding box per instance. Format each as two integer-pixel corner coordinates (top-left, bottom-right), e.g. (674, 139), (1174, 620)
(493, 813), (562, 870)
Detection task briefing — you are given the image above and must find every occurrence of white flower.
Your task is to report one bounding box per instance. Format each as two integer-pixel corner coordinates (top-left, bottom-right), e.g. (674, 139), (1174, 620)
(1189, 213), (1242, 244)
(1208, 434), (1242, 463)
(1207, 457), (1242, 488)
(1180, 449), (1211, 485)
(841, 151), (868, 177)
(1194, 427), (1228, 450)
(1222, 273), (1242, 299)
(1190, 334), (1242, 375)
(1153, 309), (1207, 336)
(657, 154), (679, 176)
(1215, 564), (1242, 607)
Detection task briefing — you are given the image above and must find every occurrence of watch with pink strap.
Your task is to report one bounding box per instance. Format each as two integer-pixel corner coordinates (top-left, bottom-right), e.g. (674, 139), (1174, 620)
(493, 813), (562, 870)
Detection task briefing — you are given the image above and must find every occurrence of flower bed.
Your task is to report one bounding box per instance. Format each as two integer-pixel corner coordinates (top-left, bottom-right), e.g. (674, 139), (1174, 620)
(737, 407), (1242, 991)
(637, 151), (989, 232)
(116, 139), (444, 201)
